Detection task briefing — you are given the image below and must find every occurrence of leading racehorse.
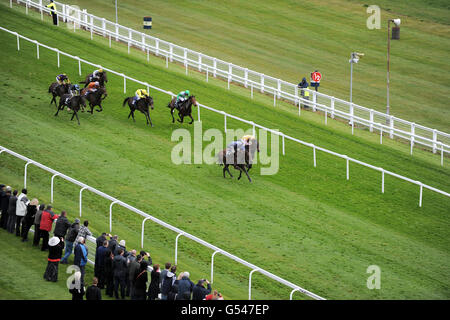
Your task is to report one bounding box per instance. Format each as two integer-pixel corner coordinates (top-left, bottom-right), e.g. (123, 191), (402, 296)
(167, 95), (198, 124)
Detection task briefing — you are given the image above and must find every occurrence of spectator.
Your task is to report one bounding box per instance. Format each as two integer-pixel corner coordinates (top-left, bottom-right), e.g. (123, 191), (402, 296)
(75, 220), (92, 245)
(112, 248), (128, 300)
(86, 277), (102, 300)
(192, 279), (212, 300)
(53, 211), (71, 238)
(0, 186), (11, 230)
(96, 232), (111, 249)
(108, 235), (118, 254)
(140, 250), (153, 266)
(74, 236), (88, 287)
(21, 198), (38, 242)
(114, 239), (128, 257)
(33, 204), (45, 247)
(15, 188), (30, 237)
(133, 260), (149, 300)
(147, 264), (160, 300)
(6, 189), (18, 234)
(206, 290), (224, 300)
(69, 271), (85, 300)
(160, 262), (171, 288)
(94, 240), (109, 289)
(161, 265), (177, 300)
(128, 251), (140, 299)
(43, 236), (64, 282)
(176, 271), (195, 300)
(39, 205), (59, 251)
(298, 77), (310, 107)
(104, 249), (114, 298)
(60, 218), (80, 264)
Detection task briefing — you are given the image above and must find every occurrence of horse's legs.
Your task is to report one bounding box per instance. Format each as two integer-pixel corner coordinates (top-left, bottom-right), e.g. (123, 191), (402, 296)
(54, 105), (62, 116)
(146, 112), (153, 127)
(74, 111), (80, 125)
(224, 164), (233, 178)
(189, 113), (194, 124)
(130, 110), (136, 122)
(177, 114), (184, 123)
(170, 107), (176, 123)
(237, 166), (243, 180)
(242, 166), (252, 182)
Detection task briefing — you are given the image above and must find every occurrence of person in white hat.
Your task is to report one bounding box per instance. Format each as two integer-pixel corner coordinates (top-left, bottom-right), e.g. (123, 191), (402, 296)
(43, 236), (64, 282)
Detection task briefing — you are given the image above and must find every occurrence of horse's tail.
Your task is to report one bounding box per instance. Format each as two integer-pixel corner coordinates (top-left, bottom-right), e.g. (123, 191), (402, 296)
(123, 97), (129, 107)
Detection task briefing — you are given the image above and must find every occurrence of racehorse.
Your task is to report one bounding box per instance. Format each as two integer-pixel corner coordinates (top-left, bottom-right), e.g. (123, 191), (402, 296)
(122, 96), (154, 127)
(80, 71), (108, 88)
(48, 82), (70, 107)
(167, 95), (198, 124)
(80, 86), (108, 114)
(217, 141), (259, 182)
(54, 94), (86, 125)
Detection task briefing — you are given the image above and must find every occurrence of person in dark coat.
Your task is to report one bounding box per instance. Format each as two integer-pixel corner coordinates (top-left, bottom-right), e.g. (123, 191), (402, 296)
(96, 232), (111, 248)
(147, 264), (160, 300)
(21, 198), (38, 242)
(192, 279), (212, 300)
(43, 236), (64, 282)
(134, 260), (149, 300)
(108, 235), (118, 255)
(86, 277), (102, 300)
(60, 218), (80, 264)
(6, 190), (18, 234)
(104, 249), (114, 297)
(160, 265), (177, 300)
(112, 248), (128, 299)
(33, 204), (45, 247)
(176, 271), (195, 300)
(95, 240), (109, 289)
(0, 186), (11, 230)
(53, 211), (71, 238)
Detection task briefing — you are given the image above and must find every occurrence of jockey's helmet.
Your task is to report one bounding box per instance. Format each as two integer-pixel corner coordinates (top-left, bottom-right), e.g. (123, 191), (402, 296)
(185, 90), (190, 96)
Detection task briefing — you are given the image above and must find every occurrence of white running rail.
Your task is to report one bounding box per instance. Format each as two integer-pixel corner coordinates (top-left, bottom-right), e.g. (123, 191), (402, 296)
(9, 0), (450, 157)
(0, 145), (325, 300)
(1, 25), (449, 208)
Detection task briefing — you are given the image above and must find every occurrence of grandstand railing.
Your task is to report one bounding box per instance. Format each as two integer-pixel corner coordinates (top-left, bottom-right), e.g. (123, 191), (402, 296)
(10, 0), (450, 158)
(1, 25), (448, 209)
(0, 146), (325, 300)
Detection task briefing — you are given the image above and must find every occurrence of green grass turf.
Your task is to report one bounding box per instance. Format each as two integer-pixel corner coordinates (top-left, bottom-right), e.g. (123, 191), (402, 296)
(0, 4), (449, 300)
(48, 0), (450, 132)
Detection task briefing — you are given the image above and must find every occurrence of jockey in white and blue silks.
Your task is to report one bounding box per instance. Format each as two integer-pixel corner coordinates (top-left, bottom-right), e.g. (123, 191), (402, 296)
(226, 139), (247, 156)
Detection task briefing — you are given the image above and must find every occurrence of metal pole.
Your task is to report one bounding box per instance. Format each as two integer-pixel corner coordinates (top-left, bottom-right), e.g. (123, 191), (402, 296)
(386, 20), (391, 116)
(211, 250), (221, 284)
(174, 233), (184, 265)
(79, 187), (88, 217)
(50, 173), (60, 203)
(249, 269), (260, 300)
(115, 0), (118, 24)
(24, 161), (32, 189)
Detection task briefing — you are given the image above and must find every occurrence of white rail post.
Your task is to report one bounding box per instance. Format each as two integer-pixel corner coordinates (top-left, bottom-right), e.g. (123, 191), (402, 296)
(185, 62), (188, 75)
(24, 161), (32, 189)
(273, 91), (276, 106)
(312, 91), (317, 112)
(290, 288), (301, 300)
(206, 67), (209, 82)
(78, 57), (81, 76)
(123, 75), (126, 93)
(141, 34), (145, 52)
(277, 79), (281, 98)
(50, 173), (60, 203)
(79, 187), (88, 217)
(198, 54), (202, 72)
(56, 49), (60, 68)
(325, 110), (328, 125)
(155, 39), (159, 56)
(16, 33), (20, 51)
(197, 105), (201, 122)
(260, 74), (265, 93)
(410, 123), (415, 155)
(39, 0), (43, 20)
(35, 41), (39, 59)
(25, 0), (28, 15)
(249, 269), (260, 300)
(330, 97), (335, 119)
(381, 169), (385, 193)
(115, 24), (119, 41)
(213, 58), (217, 77)
(183, 48), (187, 67)
(440, 144), (444, 166)
(10, 0), (12, 8)
(346, 157), (349, 180)
(102, 18), (106, 37)
(313, 145), (317, 167)
(141, 217), (151, 249)
(432, 129), (437, 153)
(174, 233), (184, 265)
(380, 126), (383, 144)
(169, 43), (173, 62)
(244, 68), (248, 88)
(419, 183), (423, 207)
(298, 100), (301, 116)
(252, 122), (256, 137)
(109, 200), (119, 233)
(211, 250), (221, 284)
(369, 109), (374, 132)
(389, 116), (394, 139)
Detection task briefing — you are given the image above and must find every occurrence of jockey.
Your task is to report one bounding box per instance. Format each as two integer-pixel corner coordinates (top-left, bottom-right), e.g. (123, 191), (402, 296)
(133, 89), (149, 105)
(242, 135), (256, 145)
(63, 84), (81, 106)
(176, 90), (190, 110)
(56, 73), (69, 85)
(226, 139), (247, 156)
(91, 68), (104, 81)
(84, 81), (100, 97)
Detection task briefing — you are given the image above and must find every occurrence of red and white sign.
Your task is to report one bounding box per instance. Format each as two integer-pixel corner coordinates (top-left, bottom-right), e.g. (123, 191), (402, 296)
(311, 71), (322, 83)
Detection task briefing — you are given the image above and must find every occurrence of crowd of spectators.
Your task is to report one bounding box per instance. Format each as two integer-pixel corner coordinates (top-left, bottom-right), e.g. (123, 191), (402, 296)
(0, 183), (224, 301)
